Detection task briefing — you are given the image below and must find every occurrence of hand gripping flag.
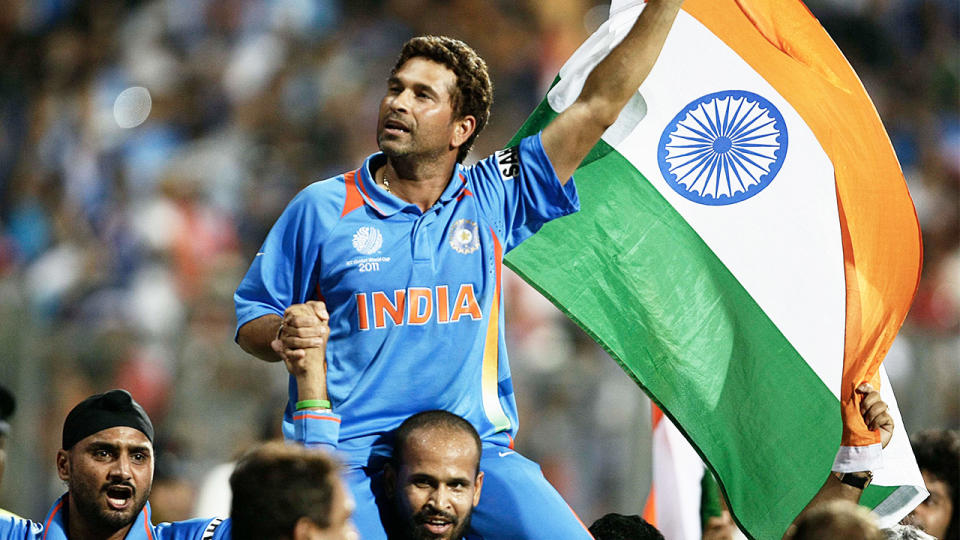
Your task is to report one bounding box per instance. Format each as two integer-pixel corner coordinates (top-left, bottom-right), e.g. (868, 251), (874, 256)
(504, 1), (926, 537)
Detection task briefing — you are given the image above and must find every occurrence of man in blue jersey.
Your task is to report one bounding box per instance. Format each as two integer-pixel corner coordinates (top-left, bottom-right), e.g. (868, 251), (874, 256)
(0, 388), (357, 540)
(0, 389), (228, 540)
(235, 2), (685, 537)
(383, 410), (483, 540)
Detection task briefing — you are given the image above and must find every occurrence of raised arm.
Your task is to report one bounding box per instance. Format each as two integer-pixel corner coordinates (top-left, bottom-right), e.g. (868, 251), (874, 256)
(783, 383), (894, 539)
(542, 0), (684, 184)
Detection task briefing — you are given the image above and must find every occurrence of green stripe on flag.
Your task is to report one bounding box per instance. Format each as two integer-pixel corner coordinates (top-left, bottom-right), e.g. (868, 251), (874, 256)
(504, 98), (887, 538)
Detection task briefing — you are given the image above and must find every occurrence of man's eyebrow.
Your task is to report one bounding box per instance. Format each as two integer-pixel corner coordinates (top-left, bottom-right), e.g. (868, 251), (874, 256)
(446, 475), (472, 485)
(386, 76), (440, 96)
(86, 441), (118, 452)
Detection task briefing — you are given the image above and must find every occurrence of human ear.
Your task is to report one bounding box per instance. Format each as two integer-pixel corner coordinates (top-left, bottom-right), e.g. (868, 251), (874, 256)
(56, 449), (70, 482)
(292, 516), (322, 540)
(472, 471), (484, 507)
(383, 463), (397, 499)
(451, 115), (477, 148)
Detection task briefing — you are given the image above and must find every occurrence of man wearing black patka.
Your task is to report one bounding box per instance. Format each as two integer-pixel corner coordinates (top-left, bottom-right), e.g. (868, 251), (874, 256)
(0, 389), (226, 540)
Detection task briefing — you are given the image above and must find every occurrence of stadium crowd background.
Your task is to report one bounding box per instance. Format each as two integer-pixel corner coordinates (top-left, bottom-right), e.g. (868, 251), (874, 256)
(0, 0), (956, 524)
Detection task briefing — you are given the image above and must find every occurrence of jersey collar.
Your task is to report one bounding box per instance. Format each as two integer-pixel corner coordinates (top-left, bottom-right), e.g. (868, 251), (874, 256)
(359, 153), (467, 217)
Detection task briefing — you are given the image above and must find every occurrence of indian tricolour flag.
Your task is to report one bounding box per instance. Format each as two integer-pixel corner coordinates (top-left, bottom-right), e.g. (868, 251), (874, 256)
(503, 1), (927, 537)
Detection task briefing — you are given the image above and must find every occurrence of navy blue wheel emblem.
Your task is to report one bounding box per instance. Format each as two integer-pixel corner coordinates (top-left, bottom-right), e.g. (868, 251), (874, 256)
(657, 90), (788, 205)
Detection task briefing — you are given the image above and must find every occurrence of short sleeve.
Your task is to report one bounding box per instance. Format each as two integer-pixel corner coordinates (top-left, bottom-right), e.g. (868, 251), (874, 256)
(467, 132), (579, 252)
(234, 184), (332, 338)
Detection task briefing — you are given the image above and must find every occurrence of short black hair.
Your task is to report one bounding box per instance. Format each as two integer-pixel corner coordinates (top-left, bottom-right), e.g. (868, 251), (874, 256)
(588, 513), (664, 540)
(230, 442), (340, 540)
(393, 36), (493, 163)
(911, 429), (959, 540)
(391, 410), (482, 474)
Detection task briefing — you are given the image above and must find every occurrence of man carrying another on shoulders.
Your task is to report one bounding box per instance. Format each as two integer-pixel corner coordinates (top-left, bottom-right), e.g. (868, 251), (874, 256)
(235, 2), (685, 537)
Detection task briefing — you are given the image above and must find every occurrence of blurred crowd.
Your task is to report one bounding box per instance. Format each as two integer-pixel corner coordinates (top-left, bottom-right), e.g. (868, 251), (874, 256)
(0, 0), (955, 525)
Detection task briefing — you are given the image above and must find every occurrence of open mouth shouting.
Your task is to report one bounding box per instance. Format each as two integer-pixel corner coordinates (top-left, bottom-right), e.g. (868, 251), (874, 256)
(104, 484), (135, 511)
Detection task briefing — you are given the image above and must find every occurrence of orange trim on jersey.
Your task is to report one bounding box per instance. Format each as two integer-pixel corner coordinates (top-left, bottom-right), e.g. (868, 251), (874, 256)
(293, 413), (341, 423)
(506, 432), (515, 450)
(341, 169), (365, 217)
(354, 169), (385, 215)
(456, 173), (473, 200)
(480, 229), (511, 432)
(143, 506), (154, 540)
(42, 499), (63, 540)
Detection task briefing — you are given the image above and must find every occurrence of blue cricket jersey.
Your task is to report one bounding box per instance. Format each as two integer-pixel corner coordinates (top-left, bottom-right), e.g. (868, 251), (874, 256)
(235, 132), (579, 465)
(0, 496), (227, 540)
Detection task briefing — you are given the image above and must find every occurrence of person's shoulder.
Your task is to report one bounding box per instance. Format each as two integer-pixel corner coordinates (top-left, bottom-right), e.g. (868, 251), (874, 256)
(462, 131), (546, 183)
(0, 510), (43, 537)
(154, 516), (229, 540)
(297, 169), (354, 199)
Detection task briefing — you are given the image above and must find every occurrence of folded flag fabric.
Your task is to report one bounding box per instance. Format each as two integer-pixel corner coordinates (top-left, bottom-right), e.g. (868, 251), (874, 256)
(504, 1), (926, 537)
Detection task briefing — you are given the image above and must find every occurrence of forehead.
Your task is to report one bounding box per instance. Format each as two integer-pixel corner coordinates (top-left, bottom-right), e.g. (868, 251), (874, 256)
(74, 426), (151, 450)
(393, 57), (457, 92)
(402, 428), (478, 472)
(921, 471), (952, 499)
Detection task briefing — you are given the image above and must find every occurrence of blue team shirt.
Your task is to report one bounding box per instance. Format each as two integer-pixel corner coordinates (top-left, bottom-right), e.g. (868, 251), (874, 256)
(235, 132), (578, 465)
(0, 495), (227, 540)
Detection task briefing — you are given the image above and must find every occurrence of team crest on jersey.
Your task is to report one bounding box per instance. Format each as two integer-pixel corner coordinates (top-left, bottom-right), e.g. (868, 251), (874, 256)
(352, 226), (383, 255)
(495, 145), (520, 179)
(448, 219), (480, 254)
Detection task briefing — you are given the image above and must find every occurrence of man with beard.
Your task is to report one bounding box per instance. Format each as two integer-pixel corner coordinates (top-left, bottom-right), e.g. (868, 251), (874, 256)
(0, 389), (227, 540)
(383, 411), (483, 540)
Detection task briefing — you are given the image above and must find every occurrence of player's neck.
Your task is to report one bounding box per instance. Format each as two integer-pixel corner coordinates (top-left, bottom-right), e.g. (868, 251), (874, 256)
(378, 154), (457, 213)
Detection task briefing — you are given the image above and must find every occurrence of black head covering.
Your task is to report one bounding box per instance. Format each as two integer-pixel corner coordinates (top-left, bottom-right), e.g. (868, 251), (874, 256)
(0, 384), (14, 437)
(62, 389), (154, 450)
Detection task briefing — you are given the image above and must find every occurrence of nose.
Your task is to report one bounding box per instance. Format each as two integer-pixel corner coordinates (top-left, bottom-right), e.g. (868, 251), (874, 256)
(428, 485), (454, 512)
(388, 88), (412, 113)
(108, 454), (132, 481)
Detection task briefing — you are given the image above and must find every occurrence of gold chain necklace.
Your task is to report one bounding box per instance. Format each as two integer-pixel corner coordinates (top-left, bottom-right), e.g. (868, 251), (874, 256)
(377, 168), (391, 193)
